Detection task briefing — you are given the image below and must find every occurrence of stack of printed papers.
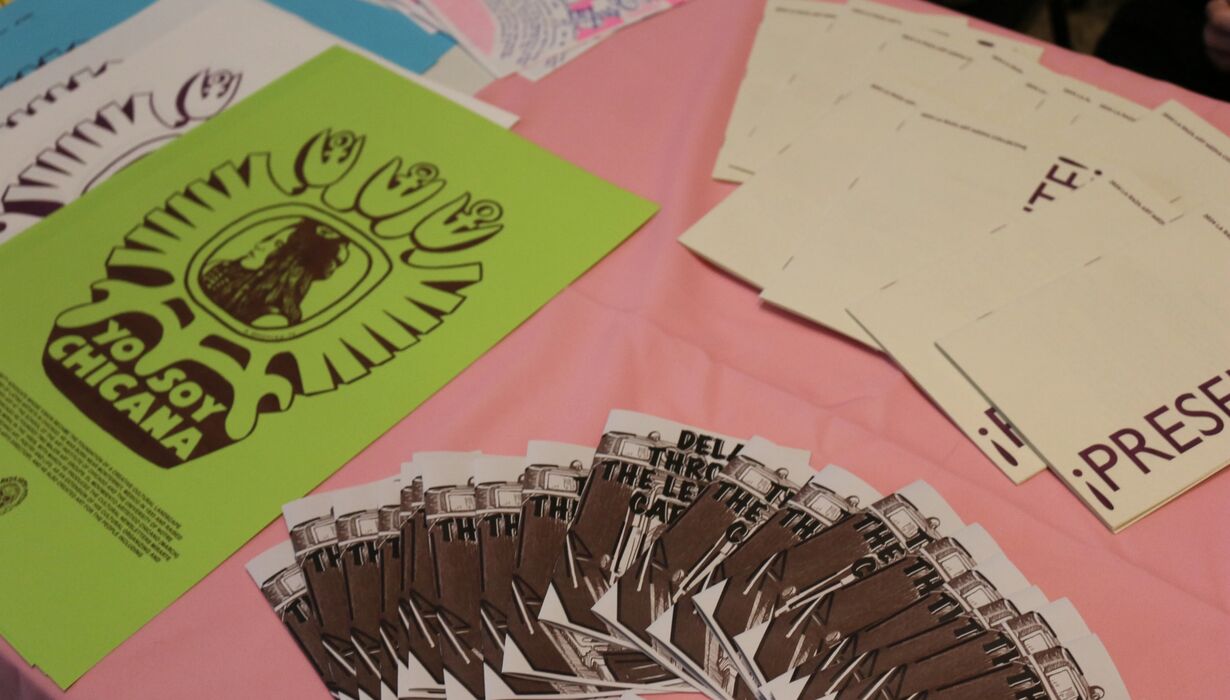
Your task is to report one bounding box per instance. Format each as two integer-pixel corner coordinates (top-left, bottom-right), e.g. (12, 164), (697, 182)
(364, 0), (692, 80)
(681, 0), (1230, 531)
(0, 0), (678, 105)
(0, 0), (489, 101)
(250, 409), (1130, 700)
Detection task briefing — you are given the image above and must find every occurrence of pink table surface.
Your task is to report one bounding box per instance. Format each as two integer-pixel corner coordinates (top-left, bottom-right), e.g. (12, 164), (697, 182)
(3, 0), (1228, 698)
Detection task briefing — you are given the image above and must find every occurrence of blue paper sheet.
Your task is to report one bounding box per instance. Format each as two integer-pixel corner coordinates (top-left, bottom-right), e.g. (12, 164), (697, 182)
(0, 0), (154, 88)
(0, 0), (457, 91)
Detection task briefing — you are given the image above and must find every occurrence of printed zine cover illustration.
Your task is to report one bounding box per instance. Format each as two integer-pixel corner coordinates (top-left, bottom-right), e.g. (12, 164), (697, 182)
(239, 413), (1130, 699)
(645, 467), (883, 700)
(283, 487), (366, 700)
(763, 559), (1039, 700)
(529, 411), (746, 688)
(397, 452), (479, 699)
(482, 441), (597, 699)
(818, 627), (1126, 699)
(371, 477), (410, 697)
(0, 47), (655, 688)
(430, 454), (525, 700)
(767, 597), (1120, 700)
(732, 523), (1007, 693)
(688, 482), (962, 699)
(246, 541), (360, 700)
(332, 477), (405, 700)
(0, 0), (515, 246)
(589, 437), (812, 695)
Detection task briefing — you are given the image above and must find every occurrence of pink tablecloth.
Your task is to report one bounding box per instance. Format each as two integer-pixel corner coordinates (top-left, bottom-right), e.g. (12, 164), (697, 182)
(3, 1), (1228, 697)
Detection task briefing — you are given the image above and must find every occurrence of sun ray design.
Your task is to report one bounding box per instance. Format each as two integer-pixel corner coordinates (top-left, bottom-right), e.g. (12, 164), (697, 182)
(1, 67), (243, 234)
(3, 62), (112, 129)
(44, 128), (504, 467)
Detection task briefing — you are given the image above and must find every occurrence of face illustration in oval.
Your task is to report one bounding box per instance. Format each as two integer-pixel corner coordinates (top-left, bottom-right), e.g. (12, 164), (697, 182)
(200, 218), (351, 328)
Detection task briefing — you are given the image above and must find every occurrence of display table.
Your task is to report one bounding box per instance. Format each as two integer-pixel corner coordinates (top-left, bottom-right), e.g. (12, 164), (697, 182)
(1, 0), (1226, 697)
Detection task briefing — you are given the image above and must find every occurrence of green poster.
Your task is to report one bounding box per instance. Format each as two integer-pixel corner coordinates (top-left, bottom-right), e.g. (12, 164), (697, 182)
(0, 47), (656, 688)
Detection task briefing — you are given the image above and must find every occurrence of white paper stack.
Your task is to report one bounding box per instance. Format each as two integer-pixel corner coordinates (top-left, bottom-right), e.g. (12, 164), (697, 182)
(399, 0), (695, 80)
(682, 0), (1230, 530)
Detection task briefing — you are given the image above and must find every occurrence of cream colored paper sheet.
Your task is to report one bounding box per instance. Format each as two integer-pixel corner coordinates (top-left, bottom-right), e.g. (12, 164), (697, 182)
(938, 209), (1230, 531)
(683, 81), (930, 288)
(715, 1), (968, 182)
(848, 175), (1179, 482)
(719, 5), (1048, 182)
(714, 1), (846, 182)
(759, 108), (1100, 346)
(721, 29), (974, 180)
(1096, 100), (1230, 206)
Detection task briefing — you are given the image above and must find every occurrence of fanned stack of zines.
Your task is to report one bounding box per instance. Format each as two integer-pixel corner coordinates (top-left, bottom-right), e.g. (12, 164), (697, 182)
(248, 409), (1129, 700)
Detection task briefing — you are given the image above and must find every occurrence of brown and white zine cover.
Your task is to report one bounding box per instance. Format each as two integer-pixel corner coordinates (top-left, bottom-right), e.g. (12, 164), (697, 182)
(530, 410), (747, 689)
(330, 477), (405, 700)
(397, 452), (479, 698)
(647, 467), (883, 700)
(246, 540), (359, 700)
(589, 437), (812, 695)
(732, 523), (1003, 695)
(686, 481), (962, 700)
(283, 488), (363, 699)
(763, 565), (1045, 700)
(485, 441), (615, 699)
(781, 601), (1127, 700)
(373, 477), (411, 699)
(430, 454), (525, 700)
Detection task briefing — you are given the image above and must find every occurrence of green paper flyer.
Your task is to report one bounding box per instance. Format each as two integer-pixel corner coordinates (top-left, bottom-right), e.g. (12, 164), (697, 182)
(0, 46), (656, 687)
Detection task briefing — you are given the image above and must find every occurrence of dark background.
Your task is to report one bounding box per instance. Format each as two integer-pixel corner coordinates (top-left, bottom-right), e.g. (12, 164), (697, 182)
(941, 0), (1126, 53)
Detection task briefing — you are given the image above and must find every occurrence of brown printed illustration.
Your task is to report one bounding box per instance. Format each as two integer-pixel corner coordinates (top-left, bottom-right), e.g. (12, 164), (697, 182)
(831, 613), (1104, 699)
(738, 525), (1002, 693)
(42, 125), (503, 467)
(2, 68), (242, 230)
(426, 480), (485, 697)
(594, 438), (810, 693)
(692, 482), (960, 699)
(333, 478), (402, 700)
(248, 542), (358, 700)
(670, 477), (874, 695)
(494, 446), (612, 697)
(534, 412), (745, 687)
(777, 566), (1037, 699)
(397, 464), (448, 697)
(284, 497), (361, 700)
(474, 466), (527, 698)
